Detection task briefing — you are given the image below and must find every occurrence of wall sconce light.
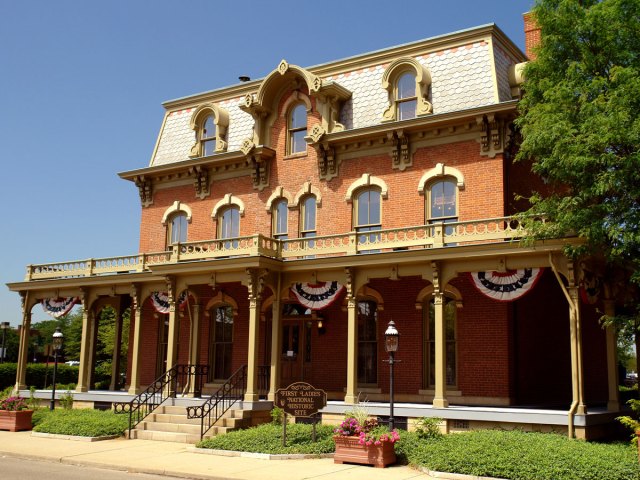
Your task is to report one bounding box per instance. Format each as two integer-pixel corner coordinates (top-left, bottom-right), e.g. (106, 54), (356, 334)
(317, 319), (323, 329)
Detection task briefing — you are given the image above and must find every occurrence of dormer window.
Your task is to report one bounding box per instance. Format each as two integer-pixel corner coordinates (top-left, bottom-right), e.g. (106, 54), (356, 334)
(201, 115), (216, 156)
(289, 104), (307, 154)
(397, 72), (417, 120)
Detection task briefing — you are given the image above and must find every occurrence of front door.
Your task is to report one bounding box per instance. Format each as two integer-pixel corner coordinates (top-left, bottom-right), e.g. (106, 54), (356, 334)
(281, 322), (302, 386)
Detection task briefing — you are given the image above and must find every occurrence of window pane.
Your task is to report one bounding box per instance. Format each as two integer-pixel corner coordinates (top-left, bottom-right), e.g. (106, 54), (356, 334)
(171, 214), (188, 244)
(274, 200), (288, 235)
(220, 207), (240, 238)
(398, 72), (416, 100)
(202, 115), (216, 139)
(302, 196), (316, 231)
(291, 130), (307, 153)
(398, 99), (417, 120)
(290, 105), (306, 129)
(430, 180), (456, 219)
(203, 139), (216, 156)
(356, 189), (380, 227)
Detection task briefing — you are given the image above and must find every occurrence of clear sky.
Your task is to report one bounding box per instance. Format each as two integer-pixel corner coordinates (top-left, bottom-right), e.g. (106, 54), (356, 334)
(0, 0), (534, 326)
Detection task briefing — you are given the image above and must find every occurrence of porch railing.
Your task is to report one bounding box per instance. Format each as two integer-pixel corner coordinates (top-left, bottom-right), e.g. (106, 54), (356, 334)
(113, 364), (209, 437)
(25, 216), (534, 280)
(186, 365), (247, 439)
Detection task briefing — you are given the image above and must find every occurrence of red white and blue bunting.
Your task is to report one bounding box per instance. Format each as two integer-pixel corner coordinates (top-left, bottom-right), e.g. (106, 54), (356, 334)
(579, 268), (601, 305)
(469, 268), (544, 302)
(41, 297), (80, 319)
(290, 282), (344, 310)
(150, 291), (190, 314)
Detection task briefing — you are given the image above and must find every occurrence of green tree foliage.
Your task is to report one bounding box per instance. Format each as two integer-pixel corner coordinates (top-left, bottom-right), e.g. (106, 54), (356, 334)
(517, 0), (640, 284)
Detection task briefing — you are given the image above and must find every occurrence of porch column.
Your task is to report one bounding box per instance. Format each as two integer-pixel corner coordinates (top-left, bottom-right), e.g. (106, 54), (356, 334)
(432, 289), (449, 408)
(268, 276), (282, 402)
(14, 292), (31, 392)
(568, 286), (587, 415)
(187, 302), (201, 396)
(345, 285), (358, 404)
(244, 268), (264, 403)
(604, 299), (619, 411)
(76, 308), (94, 392)
(128, 285), (143, 395)
(165, 279), (179, 373)
(109, 303), (123, 391)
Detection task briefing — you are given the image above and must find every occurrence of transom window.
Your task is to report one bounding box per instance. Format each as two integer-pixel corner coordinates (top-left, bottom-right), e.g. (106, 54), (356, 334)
(167, 212), (188, 247)
(358, 300), (378, 385)
(397, 72), (417, 120)
(272, 199), (288, 241)
(425, 298), (457, 387)
(210, 305), (233, 380)
(354, 189), (381, 248)
(200, 115), (216, 156)
(289, 104), (307, 154)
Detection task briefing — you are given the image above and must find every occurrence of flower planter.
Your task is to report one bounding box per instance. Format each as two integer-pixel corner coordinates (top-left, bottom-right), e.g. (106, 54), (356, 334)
(333, 435), (396, 468)
(0, 410), (34, 432)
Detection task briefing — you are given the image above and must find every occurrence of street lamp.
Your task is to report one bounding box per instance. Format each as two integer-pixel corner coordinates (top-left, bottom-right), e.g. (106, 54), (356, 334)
(384, 320), (399, 431)
(50, 328), (64, 411)
(0, 322), (9, 364)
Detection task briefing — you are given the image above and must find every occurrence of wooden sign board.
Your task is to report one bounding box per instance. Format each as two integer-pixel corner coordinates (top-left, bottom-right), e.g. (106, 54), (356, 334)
(275, 382), (327, 417)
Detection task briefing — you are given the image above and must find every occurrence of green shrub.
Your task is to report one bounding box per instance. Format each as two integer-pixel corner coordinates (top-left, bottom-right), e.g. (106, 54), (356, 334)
(414, 416), (443, 440)
(197, 423), (335, 455)
(59, 391), (74, 409)
(270, 407), (283, 425)
(395, 429), (640, 480)
(32, 409), (128, 437)
(0, 363), (109, 391)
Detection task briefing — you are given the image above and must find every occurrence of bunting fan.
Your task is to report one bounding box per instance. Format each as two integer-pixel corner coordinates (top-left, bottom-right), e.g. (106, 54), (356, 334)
(150, 291), (190, 314)
(290, 282), (344, 310)
(41, 297), (80, 318)
(469, 268), (544, 302)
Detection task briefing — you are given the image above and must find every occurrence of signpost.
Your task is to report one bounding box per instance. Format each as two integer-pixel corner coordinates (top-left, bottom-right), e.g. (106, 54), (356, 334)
(275, 382), (327, 446)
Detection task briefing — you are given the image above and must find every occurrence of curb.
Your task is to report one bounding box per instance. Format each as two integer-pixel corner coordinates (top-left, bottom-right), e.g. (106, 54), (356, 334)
(31, 432), (122, 442)
(419, 466), (507, 480)
(189, 447), (334, 460)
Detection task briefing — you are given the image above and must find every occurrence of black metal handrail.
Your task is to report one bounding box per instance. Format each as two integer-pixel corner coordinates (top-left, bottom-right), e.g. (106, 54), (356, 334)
(114, 364), (209, 437)
(187, 365), (247, 439)
(258, 364), (270, 396)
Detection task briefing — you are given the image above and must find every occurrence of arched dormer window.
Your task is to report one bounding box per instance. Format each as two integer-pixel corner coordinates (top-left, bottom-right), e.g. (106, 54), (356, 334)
(189, 103), (229, 158)
(382, 57), (432, 122)
(288, 103), (307, 155)
(161, 201), (192, 247)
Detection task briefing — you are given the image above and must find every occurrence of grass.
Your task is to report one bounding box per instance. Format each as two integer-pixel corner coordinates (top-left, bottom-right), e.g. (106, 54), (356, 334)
(197, 423), (335, 455)
(32, 408), (129, 437)
(395, 429), (640, 480)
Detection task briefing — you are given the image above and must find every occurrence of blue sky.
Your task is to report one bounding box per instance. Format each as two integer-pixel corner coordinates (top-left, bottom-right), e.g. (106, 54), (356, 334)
(0, 0), (534, 325)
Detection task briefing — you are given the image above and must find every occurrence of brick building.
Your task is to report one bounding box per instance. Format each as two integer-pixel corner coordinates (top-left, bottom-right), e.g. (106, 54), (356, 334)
(8, 17), (621, 440)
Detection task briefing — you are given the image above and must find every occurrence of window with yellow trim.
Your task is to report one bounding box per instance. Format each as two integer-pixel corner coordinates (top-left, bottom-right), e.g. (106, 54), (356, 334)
(354, 188), (381, 249)
(288, 104), (307, 154)
(425, 298), (457, 387)
(272, 199), (288, 241)
(166, 212), (188, 247)
(358, 300), (378, 385)
(427, 179), (458, 235)
(209, 305), (233, 381)
(397, 71), (417, 120)
(200, 114), (216, 156)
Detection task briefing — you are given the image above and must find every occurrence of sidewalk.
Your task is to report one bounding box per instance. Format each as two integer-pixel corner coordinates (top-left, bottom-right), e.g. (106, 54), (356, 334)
(0, 431), (430, 480)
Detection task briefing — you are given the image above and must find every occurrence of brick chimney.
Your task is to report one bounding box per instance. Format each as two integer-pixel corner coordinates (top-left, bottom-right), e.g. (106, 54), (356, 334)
(523, 11), (541, 60)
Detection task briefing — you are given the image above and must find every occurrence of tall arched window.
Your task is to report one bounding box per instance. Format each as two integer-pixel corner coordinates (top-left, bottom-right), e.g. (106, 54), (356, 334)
(210, 305), (233, 380)
(167, 212), (188, 247)
(218, 206), (240, 249)
(397, 72), (417, 120)
(425, 298), (457, 387)
(427, 179), (458, 235)
(354, 188), (381, 248)
(358, 300), (378, 385)
(272, 199), (288, 241)
(288, 104), (307, 154)
(200, 114), (216, 156)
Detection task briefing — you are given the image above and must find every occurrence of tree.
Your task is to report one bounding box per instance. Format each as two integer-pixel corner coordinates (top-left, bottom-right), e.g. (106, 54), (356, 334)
(517, 0), (640, 282)
(516, 0), (640, 385)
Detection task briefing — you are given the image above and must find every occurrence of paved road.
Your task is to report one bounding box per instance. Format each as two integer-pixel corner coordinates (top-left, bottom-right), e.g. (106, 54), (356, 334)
(0, 456), (178, 480)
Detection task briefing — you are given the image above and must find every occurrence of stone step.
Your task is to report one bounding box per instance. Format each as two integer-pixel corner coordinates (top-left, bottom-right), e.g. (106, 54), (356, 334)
(149, 413), (203, 425)
(129, 429), (202, 444)
(138, 421), (202, 434)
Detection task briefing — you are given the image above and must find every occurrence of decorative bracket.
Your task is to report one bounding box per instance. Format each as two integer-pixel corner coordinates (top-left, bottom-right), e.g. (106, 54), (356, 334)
(476, 114), (506, 158)
(314, 142), (340, 181)
(134, 175), (153, 207)
(388, 129), (411, 171)
(245, 146), (275, 192)
(189, 166), (210, 199)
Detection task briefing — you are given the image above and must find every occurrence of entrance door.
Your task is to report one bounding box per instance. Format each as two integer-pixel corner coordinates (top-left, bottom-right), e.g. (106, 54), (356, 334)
(281, 322), (302, 386)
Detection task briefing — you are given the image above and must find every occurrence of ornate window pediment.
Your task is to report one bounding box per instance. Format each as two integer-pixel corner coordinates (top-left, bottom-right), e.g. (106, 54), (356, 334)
(382, 57), (432, 122)
(189, 103), (230, 158)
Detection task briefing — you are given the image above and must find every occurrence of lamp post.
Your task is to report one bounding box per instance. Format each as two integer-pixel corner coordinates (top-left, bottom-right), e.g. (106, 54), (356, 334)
(0, 322), (9, 364)
(50, 328), (64, 411)
(384, 320), (399, 431)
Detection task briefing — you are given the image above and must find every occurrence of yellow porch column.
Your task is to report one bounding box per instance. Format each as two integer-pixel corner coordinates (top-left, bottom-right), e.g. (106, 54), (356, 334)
(568, 286), (587, 415)
(267, 279), (282, 402)
(244, 269), (264, 403)
(345, 292), (358, 404)
(14, 292), (31, 393)
(432, 289), (449, 408)
(127, 285), (143, 395)
(76, 308), (94, 393)
(604, 299), (619, 411)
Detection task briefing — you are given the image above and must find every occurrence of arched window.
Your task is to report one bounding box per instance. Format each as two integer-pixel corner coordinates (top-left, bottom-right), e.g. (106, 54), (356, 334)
(354, 188), (381, 248)
(218, 206), (240, 249)
(272, 199), (288, 241)
(167, 212), (188, 247)
(427, 179), (458, 235)
(300, 195), (316, 239)
(358, 300), (378, 385)
(288, 104), (307, 154)
(397, 72), (417, 120)
(209, 305), (233, 380)
(425, 297), (457, 387)
(200, 114), (216, 156)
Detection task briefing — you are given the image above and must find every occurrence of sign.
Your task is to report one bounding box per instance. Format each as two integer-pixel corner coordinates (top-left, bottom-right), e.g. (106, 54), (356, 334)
(275, 382), (327, 417)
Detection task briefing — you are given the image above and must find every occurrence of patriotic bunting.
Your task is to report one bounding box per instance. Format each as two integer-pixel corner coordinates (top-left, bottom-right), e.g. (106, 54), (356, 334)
(469, 268), (544, 302)
(290, 282), (344, 310)
(150, 291), (190, 314)
(41, 297), (79, 318)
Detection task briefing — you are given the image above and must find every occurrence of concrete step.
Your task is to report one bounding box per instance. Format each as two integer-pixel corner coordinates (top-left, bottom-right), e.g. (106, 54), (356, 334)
(138, 421), (202, 434)
(130, 429), (201, 444)
(149, 413), (202, 425)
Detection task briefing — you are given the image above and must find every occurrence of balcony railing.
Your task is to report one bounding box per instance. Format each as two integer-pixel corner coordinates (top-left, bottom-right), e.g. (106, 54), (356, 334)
(25, 217), (527, 281)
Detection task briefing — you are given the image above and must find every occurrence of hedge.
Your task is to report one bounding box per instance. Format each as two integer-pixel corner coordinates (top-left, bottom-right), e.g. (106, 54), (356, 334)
(0, 363), (109, 390)
(33, 408), (129, 437)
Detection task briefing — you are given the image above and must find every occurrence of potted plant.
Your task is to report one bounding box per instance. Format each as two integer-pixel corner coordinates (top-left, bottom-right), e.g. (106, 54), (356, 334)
(333, 416), (399, 468)
(0, 396), (34, 432)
